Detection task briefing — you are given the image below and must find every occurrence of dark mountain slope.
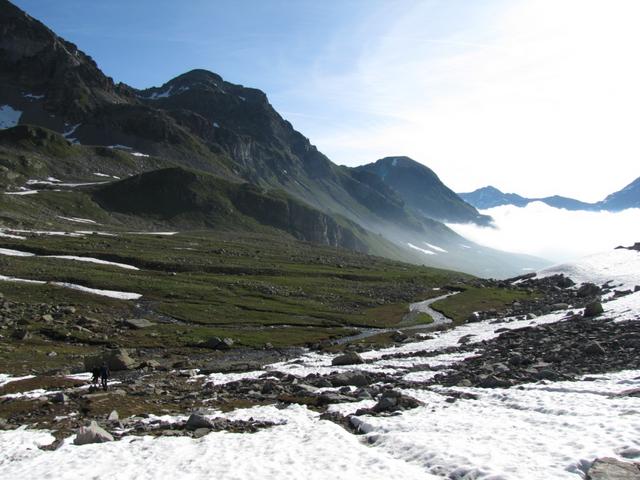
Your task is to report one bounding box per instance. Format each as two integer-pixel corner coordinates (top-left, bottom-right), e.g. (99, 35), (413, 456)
(92, 167), (368, 252)
(356, 156), (491, 225)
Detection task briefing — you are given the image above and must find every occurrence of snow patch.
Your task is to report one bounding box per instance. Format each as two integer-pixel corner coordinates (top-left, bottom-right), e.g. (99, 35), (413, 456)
(407, 243), (435, 255)
(0, 105), (22, 129)
(424, 242), (447, 253)
(537, 248), (640, 291)
(57, 216), (98, 225)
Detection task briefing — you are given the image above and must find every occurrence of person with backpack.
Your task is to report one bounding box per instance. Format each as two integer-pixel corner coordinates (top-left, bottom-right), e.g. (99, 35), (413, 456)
(99, 363), (110, 391)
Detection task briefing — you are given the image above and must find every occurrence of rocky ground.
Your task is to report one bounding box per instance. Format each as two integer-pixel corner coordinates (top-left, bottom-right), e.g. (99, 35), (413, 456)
(1, 269), (640, 478)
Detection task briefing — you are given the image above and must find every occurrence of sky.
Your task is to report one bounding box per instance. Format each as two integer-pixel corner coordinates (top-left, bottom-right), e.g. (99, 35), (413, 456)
(13, 0), (640, 202)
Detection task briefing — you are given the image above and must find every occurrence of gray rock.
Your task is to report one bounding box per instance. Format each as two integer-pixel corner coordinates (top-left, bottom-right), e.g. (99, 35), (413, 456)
(457, 334), (475, 345)
(587, 457), (640, 479)
(185, 413), (214, 430)
(84, 349), (135, 371)
(51, 392), (68, 404)
(123, 318), (155, 329)
(203, 337), (234, 350)
(391, 330), (408, 342)
(551, 303), (570, 311)
(193, 428), (210, 438)
(331, 352), (364, 366)
(329, 371), (370, 387)
(584, 341), (606, 356)
(73, 421), (114, 445)
(584, 301), (604, 318)
(108, 410), (119, 422)
(578, 283), (602, 298)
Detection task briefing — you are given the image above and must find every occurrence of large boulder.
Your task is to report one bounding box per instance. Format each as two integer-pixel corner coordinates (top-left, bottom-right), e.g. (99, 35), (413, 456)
(371, 390), (423, 413)
(185, 413), (214, 430)
(84, 349), (135, 371)
(123, 318), (155, 329)
(578, 283), (602, 298)
(329, 371), (371, 387)
(74, 421), (114, 445)
(584, 301), (604, 318)
(203, 337), (234, 350)
(331, 352), (364, 366)
(587, 457), (640, 479)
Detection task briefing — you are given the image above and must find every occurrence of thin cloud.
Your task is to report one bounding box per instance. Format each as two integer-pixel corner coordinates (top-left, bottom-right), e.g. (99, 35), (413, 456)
(282, 0), (640, 202)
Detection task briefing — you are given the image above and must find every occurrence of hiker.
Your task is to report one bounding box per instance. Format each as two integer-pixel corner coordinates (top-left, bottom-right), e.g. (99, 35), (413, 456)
(99, 363), (110, 391)
(91, 367), (100, 386)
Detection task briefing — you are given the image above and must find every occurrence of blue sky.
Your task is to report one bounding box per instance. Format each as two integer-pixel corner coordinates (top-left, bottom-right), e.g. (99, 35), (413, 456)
(13, 0), (640, 201)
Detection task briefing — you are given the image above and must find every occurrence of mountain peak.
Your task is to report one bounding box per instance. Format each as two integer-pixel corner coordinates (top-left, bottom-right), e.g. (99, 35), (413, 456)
(357, 156), (492, 225)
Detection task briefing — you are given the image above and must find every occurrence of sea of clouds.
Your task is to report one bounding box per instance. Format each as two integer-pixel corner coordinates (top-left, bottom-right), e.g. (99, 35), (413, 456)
(448, 202), (640, 263)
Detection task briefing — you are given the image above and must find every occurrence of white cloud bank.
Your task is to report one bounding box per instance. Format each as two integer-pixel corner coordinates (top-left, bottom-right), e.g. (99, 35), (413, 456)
(448, 202), (640, 263)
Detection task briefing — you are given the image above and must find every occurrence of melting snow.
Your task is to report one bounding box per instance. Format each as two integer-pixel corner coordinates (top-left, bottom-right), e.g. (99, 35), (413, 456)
(4, 190), (38, 196)
(407, 242), (435, 255)
(57, 216), (98, 225)
(144, 86), (173, 100)
(22, 93), (45, 100)
(93, 172), (121, 179)
(537, 248), (640, 291)
(424, 242), (447, 253)
(0, 247), (138, 270)
(0, 231), (26, 240)
(0, 275), (141, 299)
(0, 105), (22, 129)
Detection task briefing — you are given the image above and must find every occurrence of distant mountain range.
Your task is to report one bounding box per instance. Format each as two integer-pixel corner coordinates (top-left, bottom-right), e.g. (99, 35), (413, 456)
(459, 178), (640, 212)
(0, 0), (549, 277)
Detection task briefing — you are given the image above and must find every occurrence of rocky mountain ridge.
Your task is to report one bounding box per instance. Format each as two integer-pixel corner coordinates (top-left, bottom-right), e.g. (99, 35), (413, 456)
(460, 179), (640, 211)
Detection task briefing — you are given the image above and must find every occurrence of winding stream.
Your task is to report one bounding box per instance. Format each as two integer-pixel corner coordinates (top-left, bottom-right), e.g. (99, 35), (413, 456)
(333, 291), (458, 344)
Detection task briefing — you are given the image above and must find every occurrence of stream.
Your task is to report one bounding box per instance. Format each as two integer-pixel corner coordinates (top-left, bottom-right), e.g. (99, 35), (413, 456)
(333, 291), (458, 344)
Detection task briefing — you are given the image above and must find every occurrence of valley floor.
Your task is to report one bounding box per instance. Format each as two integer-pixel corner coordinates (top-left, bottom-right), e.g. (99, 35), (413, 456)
(1, 286), (639, 479)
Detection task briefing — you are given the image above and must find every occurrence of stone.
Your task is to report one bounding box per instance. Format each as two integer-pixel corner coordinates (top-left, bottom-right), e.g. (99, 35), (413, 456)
(457, 334), (475, 345)
(584, 341), (606, 356)
(551, 303), (570, 311)
(108, 410), (119, 422)
(329, 371), (370, 387)
(123, 318), (155, 329)
(193, 428), (210, 438)
(577, 283), (602, 298)
(466, 312), (481, 323)
(84, 348), (135, 371)
(203, 337), (234, 350)
(139, 360), (161, 370)
(331, 352), (364, 366)
(584, 301), (604, 317)
(391, 330), (408, 342)
(185, 413), (214, 430)
(10, 328), (30, 340)
(50, 392), (68, 404)
(73, 421), (114, 445)
(587, 457), (640, 480)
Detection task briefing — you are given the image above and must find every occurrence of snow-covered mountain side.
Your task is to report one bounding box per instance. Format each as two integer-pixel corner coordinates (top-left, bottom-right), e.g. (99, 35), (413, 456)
(1, 245), (639, 479)
(536, 244), (640, 292)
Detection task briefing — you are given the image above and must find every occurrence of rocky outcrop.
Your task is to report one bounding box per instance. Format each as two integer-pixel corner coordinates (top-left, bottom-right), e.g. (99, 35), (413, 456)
(84, 349), (135, 371)
(73, 421), (113, 445)
(587, 457), (640, 480)
(331, 352), (365, 366)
